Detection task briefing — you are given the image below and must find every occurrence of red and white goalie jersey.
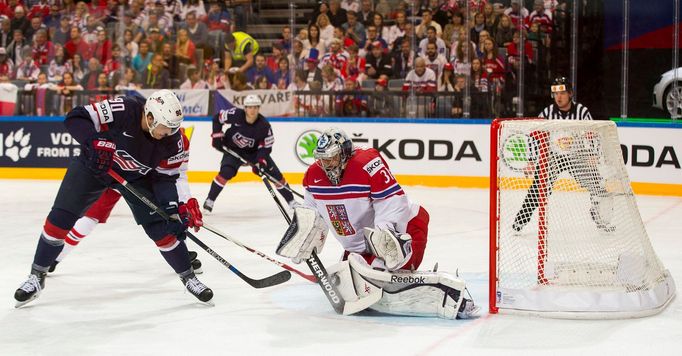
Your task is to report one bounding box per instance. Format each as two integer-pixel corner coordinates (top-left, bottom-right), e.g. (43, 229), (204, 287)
(302, 147), (421, 254)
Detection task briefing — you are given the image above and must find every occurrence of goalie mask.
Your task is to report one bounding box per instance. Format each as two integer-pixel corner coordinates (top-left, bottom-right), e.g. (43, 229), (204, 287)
(314, 128), (354, 185)
(144, 89), (184, 135)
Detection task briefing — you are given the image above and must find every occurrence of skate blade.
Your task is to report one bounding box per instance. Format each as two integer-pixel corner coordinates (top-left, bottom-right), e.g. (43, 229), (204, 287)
(14, 291), (41, 308)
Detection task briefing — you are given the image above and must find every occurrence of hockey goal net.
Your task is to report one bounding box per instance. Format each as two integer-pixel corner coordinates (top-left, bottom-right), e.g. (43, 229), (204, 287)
(489, 118), (675, 318)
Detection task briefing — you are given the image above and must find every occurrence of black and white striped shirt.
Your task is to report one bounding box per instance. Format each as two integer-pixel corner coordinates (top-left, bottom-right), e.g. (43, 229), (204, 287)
(539, 102), (593, 120)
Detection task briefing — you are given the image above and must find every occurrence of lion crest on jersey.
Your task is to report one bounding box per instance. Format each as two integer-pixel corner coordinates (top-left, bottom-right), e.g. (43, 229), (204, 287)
(326, 204), (355, 236)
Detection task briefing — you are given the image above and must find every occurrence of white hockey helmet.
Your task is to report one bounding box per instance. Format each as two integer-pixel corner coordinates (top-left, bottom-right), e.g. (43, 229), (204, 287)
(314, 127), (354, 185)
(144, 89), (183, 135)
(244, 94), (262, 107)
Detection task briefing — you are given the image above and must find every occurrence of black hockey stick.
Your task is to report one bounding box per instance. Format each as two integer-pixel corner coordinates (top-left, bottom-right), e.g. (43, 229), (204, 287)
(108, 170), (291, 289)
(201, 222), (318, 283)
(221, 146), (305, 199)
(259, 173), (345, 314)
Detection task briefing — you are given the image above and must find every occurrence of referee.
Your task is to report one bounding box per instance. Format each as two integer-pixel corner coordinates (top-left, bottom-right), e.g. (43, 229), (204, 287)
(512, 77), (614, 233)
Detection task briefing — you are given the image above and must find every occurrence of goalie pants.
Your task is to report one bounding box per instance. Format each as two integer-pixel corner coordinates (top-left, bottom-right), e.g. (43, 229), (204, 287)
(514, 153), (609, 229)
(343, 206), (430, 270)
(31, 159), (191, 274)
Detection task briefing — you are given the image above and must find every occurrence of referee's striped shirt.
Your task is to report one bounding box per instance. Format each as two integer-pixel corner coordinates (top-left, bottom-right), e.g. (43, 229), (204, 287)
(539, 102), (593, 120)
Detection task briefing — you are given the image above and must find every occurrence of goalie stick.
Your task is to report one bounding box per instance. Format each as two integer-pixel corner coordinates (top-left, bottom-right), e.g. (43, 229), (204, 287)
(259, 172), (346, 314)
(221, 146), (305, 199)
(107, 170), (292, 289)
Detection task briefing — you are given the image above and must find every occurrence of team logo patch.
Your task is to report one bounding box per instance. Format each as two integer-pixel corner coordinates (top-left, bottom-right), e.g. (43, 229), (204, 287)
(113, 151), (152, 175)
(95, 100), (114, 124)
(326, 204), (355, 236)
(231, 132), (255, 148)
(362, 157), (384, 177)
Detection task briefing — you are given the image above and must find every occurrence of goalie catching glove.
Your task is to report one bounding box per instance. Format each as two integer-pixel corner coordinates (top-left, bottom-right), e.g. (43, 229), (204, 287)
(276, 207), (328, 263)
(364, 227), (413, 271)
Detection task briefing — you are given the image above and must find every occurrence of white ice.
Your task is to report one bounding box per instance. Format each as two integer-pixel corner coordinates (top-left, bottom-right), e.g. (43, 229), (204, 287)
(0, 180), (680, 356)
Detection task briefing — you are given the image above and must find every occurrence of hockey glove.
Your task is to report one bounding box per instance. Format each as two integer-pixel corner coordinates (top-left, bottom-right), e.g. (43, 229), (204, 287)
(84, 135), (116, 177)
(179, 198), (203, 232)
(163, 203), (188, 240)
(252, 158), (267, 176)
(277, 207), (328, 263)
(211, 132), (225, 152)
(364, 227), (413, 271)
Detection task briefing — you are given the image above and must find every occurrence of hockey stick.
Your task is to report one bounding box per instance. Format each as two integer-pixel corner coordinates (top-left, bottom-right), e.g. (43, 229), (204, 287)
(201, 222), (318, 283)
(107, 170), (292, 289)
(259, 173), (346, 314)
(221, 146), (305, 199)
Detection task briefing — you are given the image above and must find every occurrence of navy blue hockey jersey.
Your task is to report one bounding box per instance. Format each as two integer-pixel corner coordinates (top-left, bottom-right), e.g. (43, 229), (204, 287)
(64, 95), (186, 204)
(212, 107), (274, 160)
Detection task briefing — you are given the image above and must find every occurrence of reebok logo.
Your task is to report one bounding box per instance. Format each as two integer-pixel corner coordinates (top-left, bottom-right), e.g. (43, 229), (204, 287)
(0, 128), (32, 162)
(391, 275), (426, 284)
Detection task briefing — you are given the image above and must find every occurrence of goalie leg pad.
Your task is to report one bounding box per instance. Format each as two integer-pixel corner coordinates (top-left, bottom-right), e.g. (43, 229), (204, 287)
(327, 258), (383, 315)
(277, 207), (328, 263)
(347, 254), (473, 319)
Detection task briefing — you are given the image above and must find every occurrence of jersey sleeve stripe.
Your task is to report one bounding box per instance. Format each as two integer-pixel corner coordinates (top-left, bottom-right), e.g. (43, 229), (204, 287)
(370, 184), (404, 199)
(155, 165), (180, 176)
(84, 104), (102, 132)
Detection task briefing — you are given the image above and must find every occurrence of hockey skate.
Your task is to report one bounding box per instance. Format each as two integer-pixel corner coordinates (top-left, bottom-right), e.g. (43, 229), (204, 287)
(202, 199), (214, 213)
(181, 273), (213, 305)
(590, 206), (615, 233)
(14, 270), (46, 308)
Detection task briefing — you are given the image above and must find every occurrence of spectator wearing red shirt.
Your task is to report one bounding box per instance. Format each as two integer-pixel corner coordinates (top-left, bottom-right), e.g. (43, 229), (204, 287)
(92, 27), (112, 65)
(64, 26), (93, 61)
(31, 28), (53, 65)
(0, 46), (14, 79)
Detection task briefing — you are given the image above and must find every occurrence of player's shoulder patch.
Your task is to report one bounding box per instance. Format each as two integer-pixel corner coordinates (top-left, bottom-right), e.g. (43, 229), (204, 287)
(93, 99), (115, 124)
(362, 155), (385, 177)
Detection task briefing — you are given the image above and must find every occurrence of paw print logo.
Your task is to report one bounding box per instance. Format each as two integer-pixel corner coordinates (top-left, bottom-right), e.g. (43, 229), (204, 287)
(2, 128), (32, 162)
(295, 130), (321, 166)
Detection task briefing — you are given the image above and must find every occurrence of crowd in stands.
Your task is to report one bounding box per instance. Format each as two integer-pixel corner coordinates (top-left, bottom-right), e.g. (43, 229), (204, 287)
(1, 0), (571, 118)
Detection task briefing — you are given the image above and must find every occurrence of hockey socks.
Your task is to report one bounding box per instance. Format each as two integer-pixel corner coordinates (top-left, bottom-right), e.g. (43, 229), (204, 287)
(206, 175), (227, 203)
(159, 238), (193, 274)
(56, 217), (99, 263)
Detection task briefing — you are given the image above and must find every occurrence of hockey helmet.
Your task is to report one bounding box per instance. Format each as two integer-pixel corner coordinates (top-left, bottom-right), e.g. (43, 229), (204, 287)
(244, 94), (262, 107)
(314, 128), (354, 186)
(144, 89), (183, 135)
(550, 76), (573, 97)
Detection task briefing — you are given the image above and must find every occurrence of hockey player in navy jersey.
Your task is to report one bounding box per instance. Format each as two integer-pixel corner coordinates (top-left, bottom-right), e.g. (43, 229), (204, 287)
(204, 94), (295, 212)
(14, 90), (211, 307)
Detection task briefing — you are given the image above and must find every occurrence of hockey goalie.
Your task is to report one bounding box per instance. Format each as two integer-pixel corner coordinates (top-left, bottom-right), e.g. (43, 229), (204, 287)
(276, 127), (478, 319)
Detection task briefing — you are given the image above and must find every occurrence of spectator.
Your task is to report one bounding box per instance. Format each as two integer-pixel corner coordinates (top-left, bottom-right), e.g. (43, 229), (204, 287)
(229, 70), (252, 91)
(71, 53), (85, 82)
(160, 42), (179, 78)
(495, 14), (514, 48)
(391, 22), (414, 56)
(180, 65), (209, 89)
(506, 29), (534, 68)
(64, 26), (93, 61)
(103, 44), (121, 79)
(483, 3), (499, 36)
(28, 0), (50, 20)
(31, 29), (53, 66)
(120, 29), (138, 65)
(116, 11), (144, 45)
(182, 0), (207, 20)
(0, 47), (14, 79)
(361, 24), (387, 57)
(328, 0), (348, 28)
(481, 38), (506, 92)
(375, 0), (390, 18)
(319, 38), (348, 77)
(81, 15), (102, 45)
(51, 16), (71, 47)
(321, 63), (344, 114)
(289, 69), (311, 116)
(92, 27), (112, 66)
(402, 57), (436, 92)
(54, 71), (83, 113)
(451, 74), (467, 118)
(141, 53), (170, 89)
(392, 38), (414, 79)
(207, 1), (232, 33)
(15, 47), (41, 82)
(23, 71), (51, 91)
(24, 72), (53, 115)
(371, 13), (391, 43)
(205, 58), (225, 89)
(316, 14), (334, 48)
(0, 17), (11, 48)
(303, 48), (323, 84)
(527, 0), (552, 33)
(131, 41), (153, 72)
(71, 1), (89, 30)
(266, 42), (286, 73)
(418, 26), (446, 57)
(341, 0), (360, 13)
(288, 39), (307, 72)
(10, 6), (29, 35)
(95, 72), (111, 91)
(415, 9), (442, 40)
(306, 23), (327, 58)
(386, 10), (407, 50)
(337, 77), (367, 116)
(152, 2), (174, 35)
(114, 67), (141, 90)
(184, 11), (208, 49)
(278, 25), (292, 53)
(505, 0), (529, 27)
(25, 16), (44, 43)
(175, 28), (196, 65)
(309, 1), (330, 25)
(253, 75), (273, 90)
(471, 57), (488, 93)
(358, 0), (374, 26)
(7, 29), (27, 66)
(421, 41), (447, 78)
(365, 41), (391, 80)
(224, 31), (258, 73)
(438, 62), (456, 92)
(274, 57), (291, 89)
(367, 77), (396, 116)
(81, 57), (103, 90)
(450, 27), (477, 63)
(246, 53), (275, 86)
(470, 12), (486, 45)
(345, 44), (365, 82)
(342, 10), (366, 46)
(443, 11), (464, 46)
(144, 27), (166, 55)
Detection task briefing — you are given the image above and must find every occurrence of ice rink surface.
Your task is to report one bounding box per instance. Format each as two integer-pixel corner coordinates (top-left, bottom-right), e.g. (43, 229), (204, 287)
(0, 180), (680, 356)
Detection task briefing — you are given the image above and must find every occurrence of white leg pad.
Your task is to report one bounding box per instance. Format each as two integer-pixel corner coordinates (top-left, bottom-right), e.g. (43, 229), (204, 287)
(347, 254), (467, 319)
(327, 259), (383, 315)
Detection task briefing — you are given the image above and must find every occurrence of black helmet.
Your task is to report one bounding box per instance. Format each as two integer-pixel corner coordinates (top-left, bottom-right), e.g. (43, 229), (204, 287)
(551, 76), (572, 96)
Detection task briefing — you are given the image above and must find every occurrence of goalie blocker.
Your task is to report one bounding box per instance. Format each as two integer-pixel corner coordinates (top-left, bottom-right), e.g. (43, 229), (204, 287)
(277, 207), (477, 319)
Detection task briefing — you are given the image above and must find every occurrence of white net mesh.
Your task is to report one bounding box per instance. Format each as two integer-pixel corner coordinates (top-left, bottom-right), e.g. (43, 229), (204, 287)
(492, 119), (675, 318)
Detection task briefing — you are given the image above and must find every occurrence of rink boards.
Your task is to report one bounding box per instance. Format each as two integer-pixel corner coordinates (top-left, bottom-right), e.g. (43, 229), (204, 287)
(0, 117), (680, 196)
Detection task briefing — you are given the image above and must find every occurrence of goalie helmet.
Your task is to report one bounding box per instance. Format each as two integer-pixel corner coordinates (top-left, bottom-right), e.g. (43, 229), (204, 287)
(550, 76), (573, 97)
(314, 128), (354, 186)
(144, 89), (183, 134)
